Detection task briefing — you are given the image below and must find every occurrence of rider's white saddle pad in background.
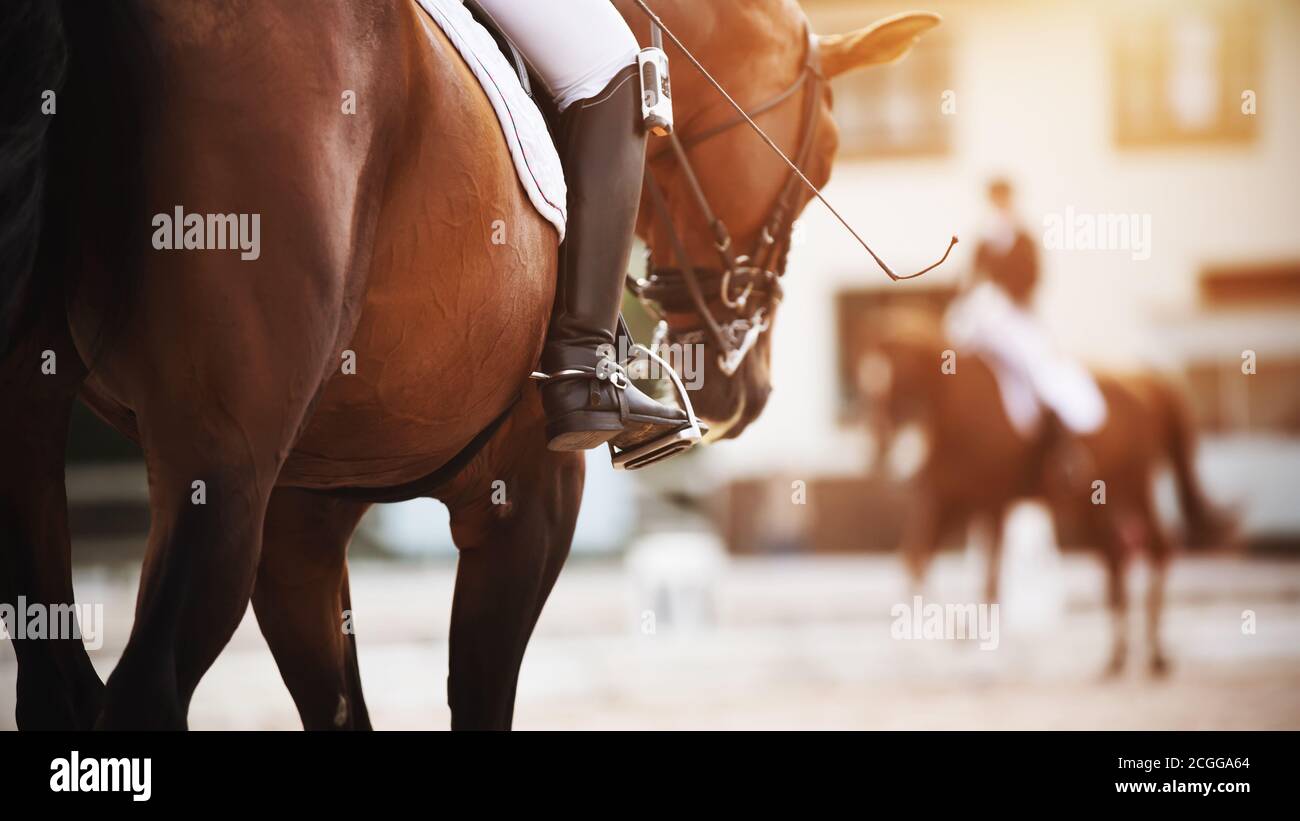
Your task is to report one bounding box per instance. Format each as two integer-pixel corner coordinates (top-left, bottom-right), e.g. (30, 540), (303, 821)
(945, 283), (1108, 438)
(415, 0), (568, 240)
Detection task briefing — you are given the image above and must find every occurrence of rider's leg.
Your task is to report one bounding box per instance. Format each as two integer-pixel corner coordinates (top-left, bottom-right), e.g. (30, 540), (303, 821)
(474, 0), (639, 113)
(477, 0), (690, 453)
(541, 65), (691, 451)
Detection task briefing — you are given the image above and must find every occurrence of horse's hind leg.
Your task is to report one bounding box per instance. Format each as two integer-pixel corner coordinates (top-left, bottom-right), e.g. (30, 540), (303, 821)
(252, 488), (372, 729)
(92, 215), (364, 729)
(1101, 548), (1128, 677)
(442, 417), (584, 730)
(88, 25), (392, 727)
(94, 419), (278, 727)
(95, 288), (357, 729)
(1143, 507), (1172, 676)
(1145, 554), (1170, 677)
(0, 305), (102, 729)
(1098, 513), (1137, 678)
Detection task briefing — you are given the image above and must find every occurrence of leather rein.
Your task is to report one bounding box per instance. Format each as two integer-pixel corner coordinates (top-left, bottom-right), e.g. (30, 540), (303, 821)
(629, 30), (825, 377)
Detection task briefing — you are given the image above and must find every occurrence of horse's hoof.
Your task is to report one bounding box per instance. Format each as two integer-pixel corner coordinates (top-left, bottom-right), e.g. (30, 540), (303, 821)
(1149, 654), (1172, 678)
(14, 665), (105, 731)
(1101, 654), (1126, 680)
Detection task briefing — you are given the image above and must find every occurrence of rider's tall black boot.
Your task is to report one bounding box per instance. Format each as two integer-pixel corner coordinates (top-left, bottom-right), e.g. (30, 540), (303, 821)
(539, 65), (691, 453)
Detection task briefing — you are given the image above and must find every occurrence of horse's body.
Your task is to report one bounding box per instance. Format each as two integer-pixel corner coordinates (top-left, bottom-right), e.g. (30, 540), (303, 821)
(6, 0), (564, 730)
(1, 0), (939, 729)
(75, 1), (556, 490)
(863, 310), (1228, 675)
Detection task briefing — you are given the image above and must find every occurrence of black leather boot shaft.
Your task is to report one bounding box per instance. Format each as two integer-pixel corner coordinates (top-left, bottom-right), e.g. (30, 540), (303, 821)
(541, 65), (645, 374)
(538, 65), (691, 453)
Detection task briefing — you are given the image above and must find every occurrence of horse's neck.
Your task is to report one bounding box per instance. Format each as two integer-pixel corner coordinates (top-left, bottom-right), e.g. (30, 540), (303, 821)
(615, 0), (798, 116)
(616, 0), (804, 246)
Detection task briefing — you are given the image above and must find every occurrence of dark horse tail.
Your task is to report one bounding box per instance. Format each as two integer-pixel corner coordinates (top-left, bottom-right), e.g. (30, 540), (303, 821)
(1158, 377), (1235, 549)
(0, 1), (148, 359)
(0, 1), (67, 353)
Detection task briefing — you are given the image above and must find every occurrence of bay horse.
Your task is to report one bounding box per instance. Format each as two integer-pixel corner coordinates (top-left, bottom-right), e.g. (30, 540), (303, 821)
(859, 308), (1231, 675)
(0, 0), (941, 728)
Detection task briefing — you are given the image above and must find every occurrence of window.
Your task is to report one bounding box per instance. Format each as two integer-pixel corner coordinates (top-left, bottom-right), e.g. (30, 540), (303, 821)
(1111, 4), (1259, 147)
(1187, 358), (1300, 434)
(829, 32), (953, 159)
(834, 286), (956, 420)
(1185, 263), (1300, 434)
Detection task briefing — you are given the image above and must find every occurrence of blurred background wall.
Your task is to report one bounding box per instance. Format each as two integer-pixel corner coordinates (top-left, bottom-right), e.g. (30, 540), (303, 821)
(709, 0), (1300, 554)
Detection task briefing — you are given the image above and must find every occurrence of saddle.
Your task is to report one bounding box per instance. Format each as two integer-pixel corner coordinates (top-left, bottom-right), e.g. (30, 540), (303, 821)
(464, 1), (536, 103)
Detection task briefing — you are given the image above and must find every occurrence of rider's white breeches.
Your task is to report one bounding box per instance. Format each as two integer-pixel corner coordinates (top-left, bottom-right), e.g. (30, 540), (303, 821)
(945, 282), (1108, 436)
(474, 0), (639, 112)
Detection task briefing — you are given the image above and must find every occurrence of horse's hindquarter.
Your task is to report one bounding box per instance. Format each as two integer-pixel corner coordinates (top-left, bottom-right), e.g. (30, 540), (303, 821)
(1083, 373), (1167, 480)
(282, 1), (557, 489)
(72, 0), (424, 460)
(68, 1), (554, 490)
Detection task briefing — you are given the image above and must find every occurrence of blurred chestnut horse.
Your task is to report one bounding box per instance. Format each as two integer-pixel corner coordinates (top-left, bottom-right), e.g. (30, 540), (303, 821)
(860, 309), (1229, 675)
(0, 0), (940, 728)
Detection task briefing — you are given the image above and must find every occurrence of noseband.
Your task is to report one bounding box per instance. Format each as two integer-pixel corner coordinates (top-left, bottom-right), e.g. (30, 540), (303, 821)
(629, 30), (825, 376)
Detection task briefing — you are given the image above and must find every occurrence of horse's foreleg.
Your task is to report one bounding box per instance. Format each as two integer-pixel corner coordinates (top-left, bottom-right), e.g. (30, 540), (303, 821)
(252, 488), (372, 729)
(981, 511), (1006, 605)
(899, 491), (964, 597)
(443, 428), (584, 730)
(0, 306), (102, 729)
(899, 497), (938, 594)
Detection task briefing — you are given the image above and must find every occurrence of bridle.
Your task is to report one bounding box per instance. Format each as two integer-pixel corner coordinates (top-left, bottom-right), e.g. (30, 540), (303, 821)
(628, 29), (826, 377)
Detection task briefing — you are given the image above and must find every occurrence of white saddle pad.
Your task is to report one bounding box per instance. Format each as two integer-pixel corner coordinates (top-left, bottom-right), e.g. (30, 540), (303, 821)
(415, 0), (568, 240)
(944, 283), (1107, 437)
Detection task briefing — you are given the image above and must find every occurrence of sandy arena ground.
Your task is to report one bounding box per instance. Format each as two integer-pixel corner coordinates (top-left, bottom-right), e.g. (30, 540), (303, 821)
(3, 553), (1298, 730)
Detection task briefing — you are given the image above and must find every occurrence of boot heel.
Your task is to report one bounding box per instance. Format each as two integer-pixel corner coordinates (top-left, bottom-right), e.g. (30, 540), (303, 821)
(546, 412), (623, 451)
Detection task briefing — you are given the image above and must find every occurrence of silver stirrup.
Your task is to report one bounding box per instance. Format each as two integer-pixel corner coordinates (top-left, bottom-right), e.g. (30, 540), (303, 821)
(609, 341), (703, 471)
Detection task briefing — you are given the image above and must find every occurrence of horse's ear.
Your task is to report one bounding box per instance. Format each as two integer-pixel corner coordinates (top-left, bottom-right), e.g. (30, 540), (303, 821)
(816, 12), (942, 79)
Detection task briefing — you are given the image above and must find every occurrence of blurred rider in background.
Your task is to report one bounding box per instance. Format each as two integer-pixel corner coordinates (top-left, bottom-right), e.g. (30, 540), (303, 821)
(944, 178), (1106, 479)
